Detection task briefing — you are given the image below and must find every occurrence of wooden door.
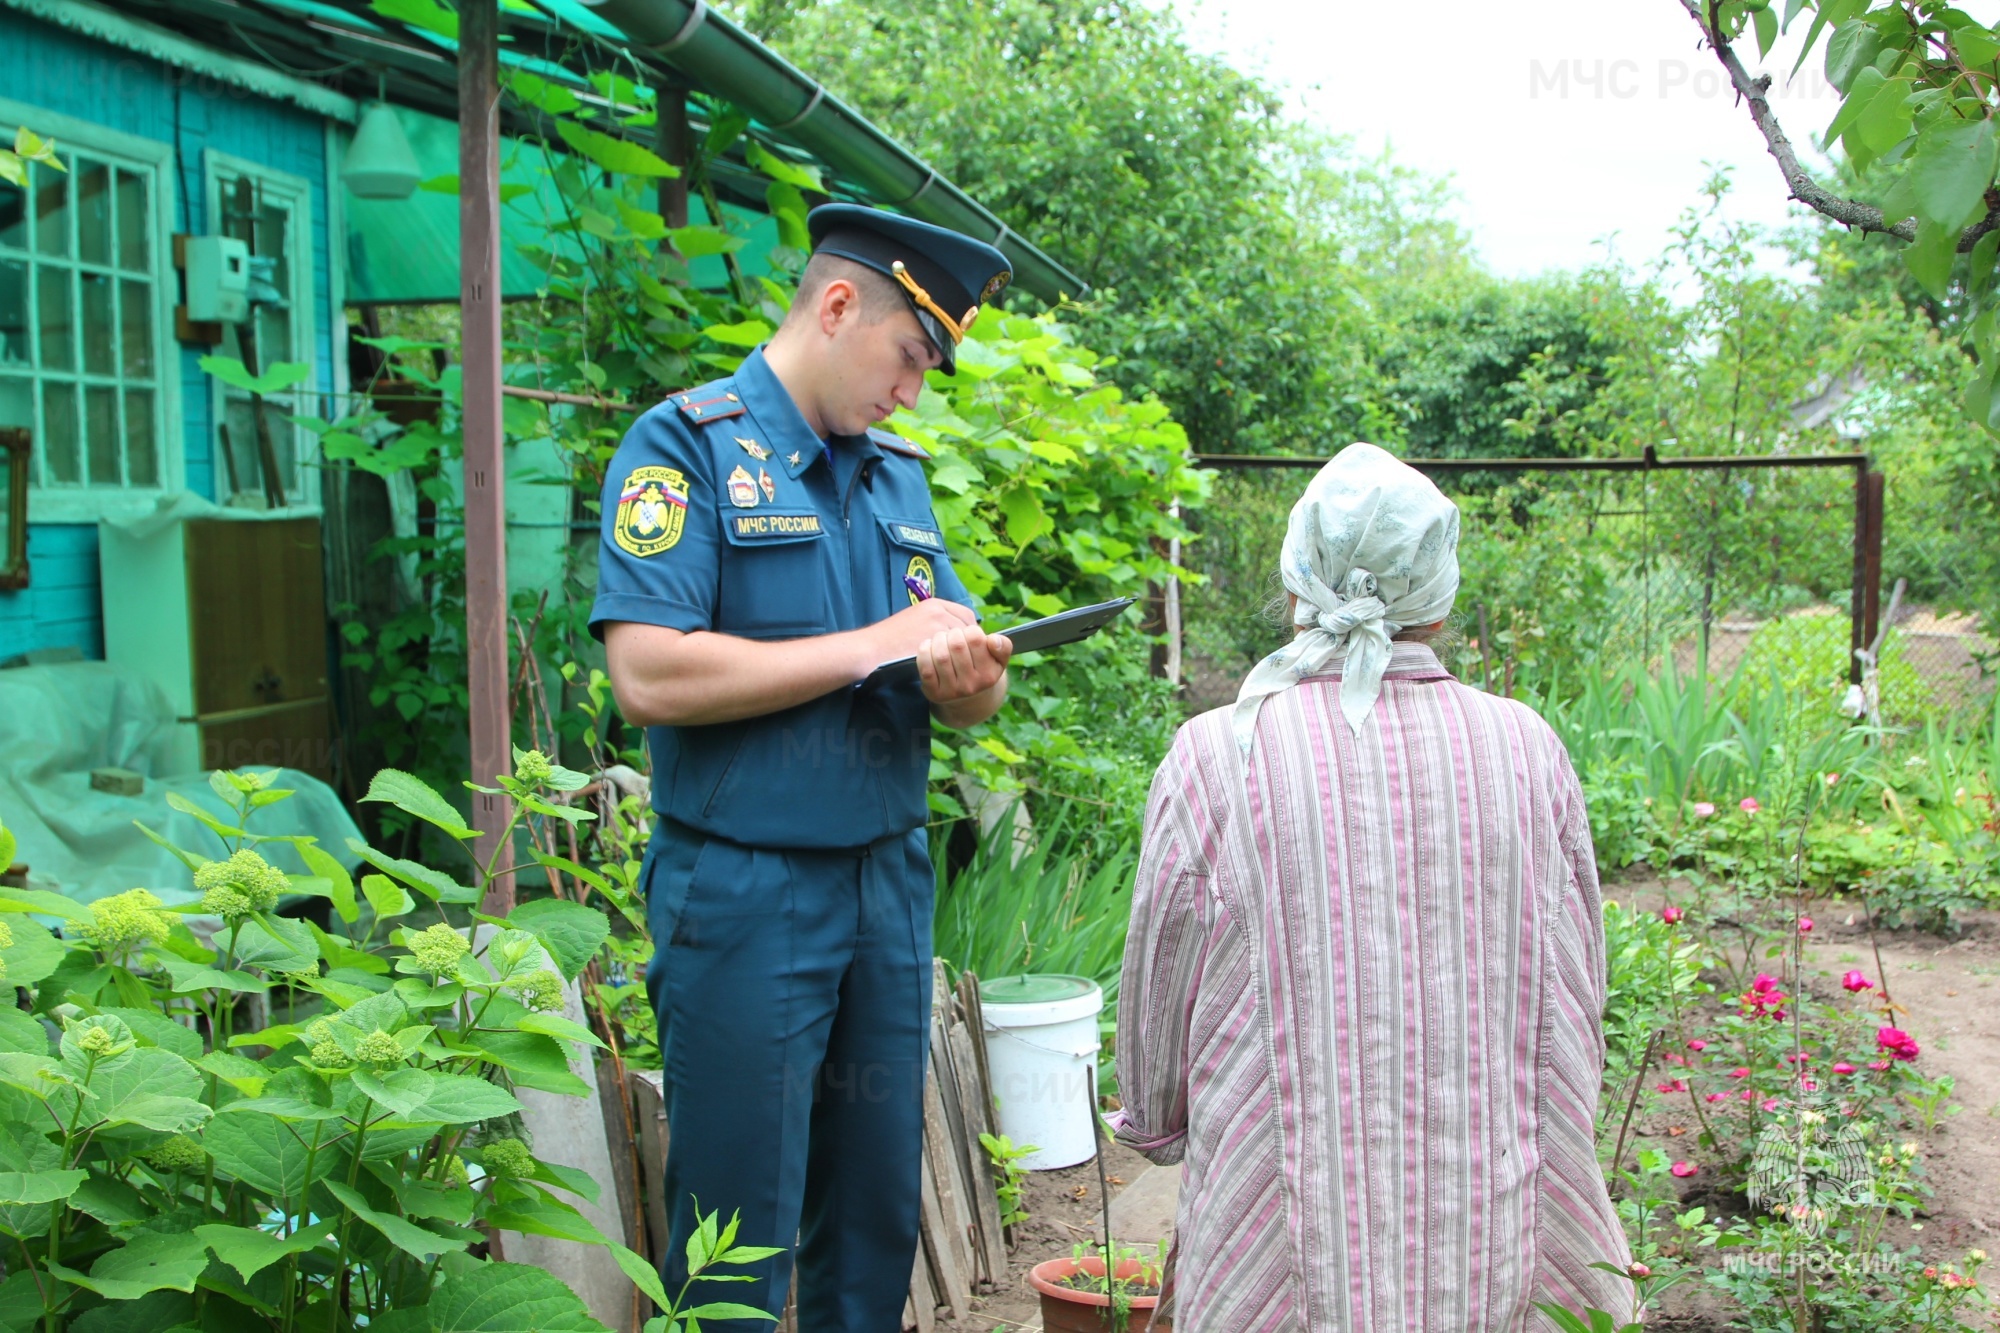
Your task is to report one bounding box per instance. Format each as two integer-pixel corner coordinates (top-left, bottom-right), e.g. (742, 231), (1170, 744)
(185, 517), (333, 778)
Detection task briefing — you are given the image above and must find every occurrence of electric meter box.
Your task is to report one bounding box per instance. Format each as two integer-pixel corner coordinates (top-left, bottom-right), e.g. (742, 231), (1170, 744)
(184, 235), (251, 324)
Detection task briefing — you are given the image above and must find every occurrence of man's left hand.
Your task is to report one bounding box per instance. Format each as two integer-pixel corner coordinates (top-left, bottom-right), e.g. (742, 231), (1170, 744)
(918, 625), (1011, 704)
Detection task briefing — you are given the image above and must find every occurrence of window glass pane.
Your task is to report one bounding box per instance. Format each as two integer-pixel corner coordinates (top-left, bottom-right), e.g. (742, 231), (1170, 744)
(33, 159), (69, 259)
(256, 202), (291, 293)
(81, 272), (114, 376)
(115, 169), (148, 272)
(37, 267), (71, 372)
(41, 380), (77, 483)
(124, 388), (156, 487)
(119, 278), (152, 378)
(0, 260), (25, 369)
(0, 378), (29, 430)
(85, 384), (119, 485)
(221, 397), (260, 500)
(77, 160), (111, 267)
(0, 176), (23, 251)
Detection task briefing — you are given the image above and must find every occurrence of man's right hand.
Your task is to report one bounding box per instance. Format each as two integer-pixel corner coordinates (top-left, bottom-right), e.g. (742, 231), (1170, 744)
(862, 599), (978, 665)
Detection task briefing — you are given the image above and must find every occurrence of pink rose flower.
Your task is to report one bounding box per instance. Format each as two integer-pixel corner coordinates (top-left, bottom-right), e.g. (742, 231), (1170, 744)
(1761, 1097), (1782, 1112)
(1692, 801), (1716, 819)
(1655, 1079), (1689, 1094)
(1704, 1092), (1727, 1103)
(1833, 1062), (1856, 1074)
(1868, 1060), (1892, 1072)
(1740, 797), (1761, 814)
(1727, 1066), (1750, 1079)
(1660, 905), (1684, 924)
(1841, 970), (1874, 992)
(1686, 1039), (1708, 1052)
(1877, 1027), (1921, 1061)
(1670, 1161), (1698, 1178)
(1797, 916), (1814, 934)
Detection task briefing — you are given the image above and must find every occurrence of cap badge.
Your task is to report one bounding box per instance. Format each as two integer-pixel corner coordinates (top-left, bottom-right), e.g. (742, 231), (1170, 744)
(736, 437), (772, 461)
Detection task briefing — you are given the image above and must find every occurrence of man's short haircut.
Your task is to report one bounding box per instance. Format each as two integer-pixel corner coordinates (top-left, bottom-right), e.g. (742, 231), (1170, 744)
(782, 252), (907, 330)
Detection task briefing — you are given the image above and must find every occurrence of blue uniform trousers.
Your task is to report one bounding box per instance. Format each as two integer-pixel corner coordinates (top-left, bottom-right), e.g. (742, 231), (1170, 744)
(643, 818), (933, 1331)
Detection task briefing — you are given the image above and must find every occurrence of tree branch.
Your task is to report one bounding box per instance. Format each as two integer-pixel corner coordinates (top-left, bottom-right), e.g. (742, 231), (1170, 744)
(1679, 0), (2000, 251)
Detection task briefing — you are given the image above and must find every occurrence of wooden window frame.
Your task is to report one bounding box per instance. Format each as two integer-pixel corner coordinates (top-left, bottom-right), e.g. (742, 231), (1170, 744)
(0, 427), (26, 590)
(0, 98), (182, 522)
(202, 151), (319, 512)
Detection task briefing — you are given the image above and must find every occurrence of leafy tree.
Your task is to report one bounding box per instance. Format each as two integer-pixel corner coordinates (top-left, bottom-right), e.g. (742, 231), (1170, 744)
(735, 0), (1463, 453)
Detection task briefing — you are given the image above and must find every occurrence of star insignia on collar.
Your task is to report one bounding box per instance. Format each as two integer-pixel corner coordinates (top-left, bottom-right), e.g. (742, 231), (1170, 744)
(787, 451), (802, 466)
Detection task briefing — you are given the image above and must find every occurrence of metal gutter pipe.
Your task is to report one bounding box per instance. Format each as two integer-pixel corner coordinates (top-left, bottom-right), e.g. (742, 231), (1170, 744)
(575, 0), (1088, 305)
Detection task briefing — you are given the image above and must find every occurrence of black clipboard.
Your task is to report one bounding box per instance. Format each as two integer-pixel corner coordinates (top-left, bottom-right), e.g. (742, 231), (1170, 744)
(861, 597), (1136, 690)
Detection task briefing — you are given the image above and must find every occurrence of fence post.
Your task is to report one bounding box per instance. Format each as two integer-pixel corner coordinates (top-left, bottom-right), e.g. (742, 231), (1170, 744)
(1849, 459), (1869, 687)
(1856, 472), (1872, 664)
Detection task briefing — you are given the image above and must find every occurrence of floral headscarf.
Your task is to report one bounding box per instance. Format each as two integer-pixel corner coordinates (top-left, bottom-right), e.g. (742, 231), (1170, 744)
(1232, 442), (1460, 748)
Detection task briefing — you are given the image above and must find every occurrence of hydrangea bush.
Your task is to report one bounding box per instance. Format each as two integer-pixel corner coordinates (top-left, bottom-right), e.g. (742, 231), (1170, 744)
(0, 754), (769, 1333)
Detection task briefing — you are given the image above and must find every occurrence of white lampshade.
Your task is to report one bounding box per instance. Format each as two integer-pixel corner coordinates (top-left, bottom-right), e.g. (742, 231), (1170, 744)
(342, 102), (421, 201)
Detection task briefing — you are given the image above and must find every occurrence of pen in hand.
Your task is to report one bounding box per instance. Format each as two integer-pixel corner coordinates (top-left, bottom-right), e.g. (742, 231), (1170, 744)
(902, 574), (932, 602)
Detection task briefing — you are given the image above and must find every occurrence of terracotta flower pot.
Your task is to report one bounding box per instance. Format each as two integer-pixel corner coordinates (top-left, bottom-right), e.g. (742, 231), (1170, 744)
(1027, 1256), (1171, 1333)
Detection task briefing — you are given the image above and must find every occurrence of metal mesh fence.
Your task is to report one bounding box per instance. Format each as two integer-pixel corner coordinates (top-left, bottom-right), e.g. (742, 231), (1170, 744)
(1176, 456), (1994, 719)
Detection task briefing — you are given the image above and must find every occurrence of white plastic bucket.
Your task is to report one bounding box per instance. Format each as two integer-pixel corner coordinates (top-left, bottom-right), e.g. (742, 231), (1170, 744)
(978, 974), (1104, 1170)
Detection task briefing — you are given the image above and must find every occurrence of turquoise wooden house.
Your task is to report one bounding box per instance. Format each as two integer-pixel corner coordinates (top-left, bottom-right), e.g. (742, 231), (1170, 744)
(0, 0), (1080, 796)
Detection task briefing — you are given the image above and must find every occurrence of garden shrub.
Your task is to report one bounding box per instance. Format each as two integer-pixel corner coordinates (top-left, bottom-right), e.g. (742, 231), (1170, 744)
(0, 759), (764, 1333)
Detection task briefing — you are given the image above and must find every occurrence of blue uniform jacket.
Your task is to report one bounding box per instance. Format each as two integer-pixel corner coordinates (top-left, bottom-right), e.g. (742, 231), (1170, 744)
(588, 347), (974, 850)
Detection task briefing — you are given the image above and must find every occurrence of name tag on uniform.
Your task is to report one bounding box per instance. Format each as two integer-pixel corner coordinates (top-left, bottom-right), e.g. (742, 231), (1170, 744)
(726, 510), (824, 542)
(889, 523), (944, 551)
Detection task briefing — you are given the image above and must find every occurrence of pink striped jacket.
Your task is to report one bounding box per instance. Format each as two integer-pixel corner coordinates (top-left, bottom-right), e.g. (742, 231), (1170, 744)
(1112, 643), (1631, 1330)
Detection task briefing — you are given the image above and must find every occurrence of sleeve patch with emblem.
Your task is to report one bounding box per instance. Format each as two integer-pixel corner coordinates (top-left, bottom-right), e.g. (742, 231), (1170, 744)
(615, 466), (690, 556)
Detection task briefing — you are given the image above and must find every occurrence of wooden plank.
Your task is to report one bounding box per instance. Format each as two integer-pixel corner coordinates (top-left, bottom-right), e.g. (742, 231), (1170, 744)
(917, 1144), (969, 1321)
(921, 1057), (976, 1298)
(595, 1058), (643, 1251)
(948, 1018), (1008, 1285)
(956, 971), (999, 1141)
(628, 1070), (671, 1268)
(906, 1241), (936, 1333)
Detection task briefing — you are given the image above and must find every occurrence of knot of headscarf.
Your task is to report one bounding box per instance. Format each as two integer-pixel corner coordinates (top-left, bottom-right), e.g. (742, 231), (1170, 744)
(1233, 443), (1460, 749)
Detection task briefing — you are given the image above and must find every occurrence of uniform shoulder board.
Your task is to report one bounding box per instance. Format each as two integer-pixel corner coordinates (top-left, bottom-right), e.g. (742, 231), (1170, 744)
(673, 385), (746, 425)
(868, 428), (930, 460)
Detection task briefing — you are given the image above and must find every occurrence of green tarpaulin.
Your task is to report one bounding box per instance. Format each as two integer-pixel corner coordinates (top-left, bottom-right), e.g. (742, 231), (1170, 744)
(340, 107), (780, 304)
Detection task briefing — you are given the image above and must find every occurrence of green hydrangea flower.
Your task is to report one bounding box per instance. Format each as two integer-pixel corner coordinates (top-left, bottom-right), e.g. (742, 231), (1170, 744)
(508, 969), (566, 1014)
(309, 1038), (349, 1067)
(195, 849), (288, 920)
(355, 1028), (404, 1067)
(408, 923), (471, 975)
(440, 1154), (470, 1187)
(77, 1025), (117, 1056)
(513, 749), (554, 787)
(142, 1135), (206, 1172)
(0, 919), (15, 949)
(82, 888), (177, 949)
(482, 1138), (535, 1178)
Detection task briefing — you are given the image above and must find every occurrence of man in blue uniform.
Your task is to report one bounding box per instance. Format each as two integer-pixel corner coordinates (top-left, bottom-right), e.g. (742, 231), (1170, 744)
(590, 205), (1014, 1330)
